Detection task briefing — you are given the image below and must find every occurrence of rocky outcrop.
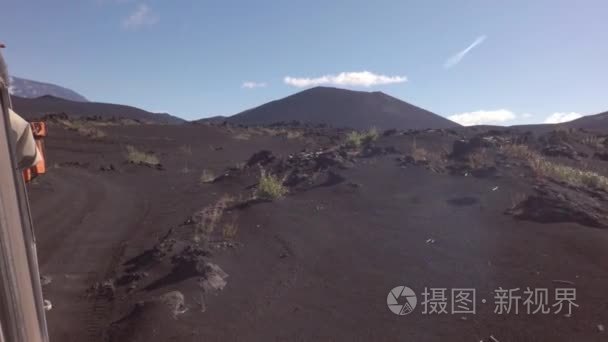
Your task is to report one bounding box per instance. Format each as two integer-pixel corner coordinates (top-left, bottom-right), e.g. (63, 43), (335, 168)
(506, 184), (608, 228)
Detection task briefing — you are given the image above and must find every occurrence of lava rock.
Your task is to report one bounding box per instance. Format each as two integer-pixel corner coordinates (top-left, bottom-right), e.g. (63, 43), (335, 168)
(246, 150), (275, 167)
(541, 144), (578, 159)
(506, 184), (608, 228)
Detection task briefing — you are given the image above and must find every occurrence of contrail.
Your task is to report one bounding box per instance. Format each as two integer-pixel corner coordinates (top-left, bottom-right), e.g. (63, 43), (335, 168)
(444, 35), (487, 69)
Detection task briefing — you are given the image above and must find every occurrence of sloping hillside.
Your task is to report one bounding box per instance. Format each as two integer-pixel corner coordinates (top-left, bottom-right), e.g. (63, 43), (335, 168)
(566, 111), (608, 131)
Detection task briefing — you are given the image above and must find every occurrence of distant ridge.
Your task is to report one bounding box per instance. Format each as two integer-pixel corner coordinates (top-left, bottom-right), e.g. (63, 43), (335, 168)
(12, 95), (185, 124)
(9, 76), (88, 102)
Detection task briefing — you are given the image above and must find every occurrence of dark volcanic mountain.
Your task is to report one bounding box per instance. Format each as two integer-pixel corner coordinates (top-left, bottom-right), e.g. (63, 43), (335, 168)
(12, 95), (184, 124)
(9, 76), (88, 102)
(228, 86), (458, 129)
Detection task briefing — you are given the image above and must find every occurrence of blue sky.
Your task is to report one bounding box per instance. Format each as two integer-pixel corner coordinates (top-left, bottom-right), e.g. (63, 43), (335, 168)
(1, 0), (607, 124)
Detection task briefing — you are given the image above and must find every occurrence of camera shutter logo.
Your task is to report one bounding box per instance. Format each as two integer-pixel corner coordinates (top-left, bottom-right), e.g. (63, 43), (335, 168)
(387, 286), (417, 315)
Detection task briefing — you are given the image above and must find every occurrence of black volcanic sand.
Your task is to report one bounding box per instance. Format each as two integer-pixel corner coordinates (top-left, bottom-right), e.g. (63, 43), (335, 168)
(27, 121), (608, 342)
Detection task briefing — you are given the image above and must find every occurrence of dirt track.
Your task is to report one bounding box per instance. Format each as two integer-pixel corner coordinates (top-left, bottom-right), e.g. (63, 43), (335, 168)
(30, 167), (146, 341)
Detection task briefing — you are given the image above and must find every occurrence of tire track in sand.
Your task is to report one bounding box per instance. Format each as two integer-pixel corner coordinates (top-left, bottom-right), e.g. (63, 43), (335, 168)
(29, 167), (146, 342)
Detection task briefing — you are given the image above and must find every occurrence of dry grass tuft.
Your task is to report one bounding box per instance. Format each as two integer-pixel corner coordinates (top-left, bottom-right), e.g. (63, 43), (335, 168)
(199, 169), (216, 184)
(501, 144), (608, 191)
(409, 137), (444, 163)
(125, 145), (160, 166)
(256, 127), (281, 136)
(255, 169), (287, 200)
(180, 145), (192, 155)
(364, 127), (379, 142)
(467, 148), (494, 169)
(193, 195), (234, 243)
(222, 217), (239, 241)
(532, 160), (608, 190)
(411, 147), (429, 162)
(286, 130), (304, 139)
(499, 144), (537, 160)
(582, 136), (606, 149)
(78, 126), (106, 139)
(59, 120), (106, 139)
(233, 132), (251, 140)
(180, 145), (193, 172)
(345, 127), (379, 148)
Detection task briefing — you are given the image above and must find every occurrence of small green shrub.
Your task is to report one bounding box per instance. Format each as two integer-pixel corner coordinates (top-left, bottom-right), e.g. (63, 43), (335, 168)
(255, 170), (287, 200)
(345, 127), (379, 148)
(364, 127), (379, 144)
(345, 131), (364, 148)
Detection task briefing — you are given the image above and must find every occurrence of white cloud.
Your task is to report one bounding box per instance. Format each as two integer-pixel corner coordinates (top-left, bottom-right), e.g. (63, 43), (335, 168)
(444, 35), (487, 69)
(284, 71), (407, 88)
(448, 109), (516, 126)
(543, 112), (582, 124)
(241, 81), (267, 89)
(122, 4), (158, 29)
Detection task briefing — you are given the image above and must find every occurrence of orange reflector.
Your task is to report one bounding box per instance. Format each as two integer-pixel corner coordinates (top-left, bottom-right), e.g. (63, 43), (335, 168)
(23, 122), (47, 183)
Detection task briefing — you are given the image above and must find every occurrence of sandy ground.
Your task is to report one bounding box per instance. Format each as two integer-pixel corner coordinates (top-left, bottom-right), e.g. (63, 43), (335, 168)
(27, 122), (608, 341)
